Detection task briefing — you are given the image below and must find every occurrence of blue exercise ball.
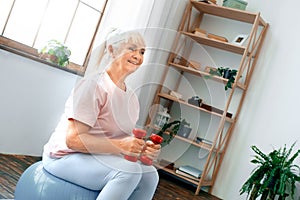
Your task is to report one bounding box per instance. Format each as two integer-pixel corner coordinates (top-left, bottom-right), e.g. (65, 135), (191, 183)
(15, 161), (99, 200)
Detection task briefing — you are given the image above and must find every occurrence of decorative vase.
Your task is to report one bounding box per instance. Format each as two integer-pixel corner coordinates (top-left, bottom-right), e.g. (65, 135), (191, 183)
(177, 125), (192, 138)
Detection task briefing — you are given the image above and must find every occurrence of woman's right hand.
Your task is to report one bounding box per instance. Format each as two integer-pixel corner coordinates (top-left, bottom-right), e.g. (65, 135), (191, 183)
(116, 136), (146, 157)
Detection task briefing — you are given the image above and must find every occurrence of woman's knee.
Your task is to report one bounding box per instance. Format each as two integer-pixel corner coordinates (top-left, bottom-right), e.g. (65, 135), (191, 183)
(144, 170), (159, 186)
(113, 170), (143, 185)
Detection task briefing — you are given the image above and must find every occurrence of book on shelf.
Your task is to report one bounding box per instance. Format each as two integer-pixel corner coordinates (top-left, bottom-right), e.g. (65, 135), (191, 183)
(202, 138), (213, 145)
(177, 165), (202, 179)
(195, 137), (213, 145)
(175, 169), (200, 181)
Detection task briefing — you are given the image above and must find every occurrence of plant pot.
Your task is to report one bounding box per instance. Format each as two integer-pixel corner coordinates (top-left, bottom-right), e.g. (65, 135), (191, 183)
(188, 96), (202, 107)
(40, 53), (58, 64)
(223, 69), (232, 79)
(177, 125), (192, 138)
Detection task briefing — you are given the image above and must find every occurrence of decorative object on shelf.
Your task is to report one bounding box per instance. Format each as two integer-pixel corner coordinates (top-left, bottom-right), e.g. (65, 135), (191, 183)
(222, 0), (248, 10)
(172, 55), (200, 70)
(156, 118), (191, 146)
(173, 55), (190, 67)
(207, 33), (228, 42)
(38, 39), (71, 67)
(188, 96), (202, 107)
(177, 165), (203, 179)
(154, 108), (171, 129)
(193, 28), (228, 42)
(177, 119), (192, 138)
(240, 142), (300, 200)
(193, 28), (207, 37)
(189, 60), (201, 70)
(201, 103), (233, 118)
(195, 137), (213, 145)
(198, 0), (217, 4)
(208, 67), (238, 90)
(169, 90), (183, 99)
(232, 34), (249, 46)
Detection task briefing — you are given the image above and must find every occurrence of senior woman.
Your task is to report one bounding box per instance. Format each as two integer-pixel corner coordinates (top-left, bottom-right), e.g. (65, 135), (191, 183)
(42, 29), (161, 200)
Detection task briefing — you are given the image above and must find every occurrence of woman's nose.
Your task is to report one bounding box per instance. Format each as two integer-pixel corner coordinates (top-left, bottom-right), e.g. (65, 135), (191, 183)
(132, 51), (143, 61)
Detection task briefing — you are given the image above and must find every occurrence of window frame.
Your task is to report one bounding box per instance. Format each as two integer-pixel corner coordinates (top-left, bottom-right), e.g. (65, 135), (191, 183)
(0, 0), (108, 76)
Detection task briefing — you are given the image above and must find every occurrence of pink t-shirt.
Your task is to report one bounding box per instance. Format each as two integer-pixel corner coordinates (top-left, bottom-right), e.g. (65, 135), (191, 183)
(43, 72), (140, 158)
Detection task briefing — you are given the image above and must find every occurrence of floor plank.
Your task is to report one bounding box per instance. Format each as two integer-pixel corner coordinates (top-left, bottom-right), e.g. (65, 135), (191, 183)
(0, 153), (221, 199)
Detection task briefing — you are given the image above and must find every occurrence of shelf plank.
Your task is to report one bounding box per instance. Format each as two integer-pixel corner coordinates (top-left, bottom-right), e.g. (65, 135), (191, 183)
(146, 124), (219, 152)
(191, 0), (262, 25)
(169, 62), (226, 82)
(174, 135), (215, 151)
(157, 93), (234, 123)
(182, 31), (246, 55)
(169, 62), (246, 90)
(155, 164), (213, 186)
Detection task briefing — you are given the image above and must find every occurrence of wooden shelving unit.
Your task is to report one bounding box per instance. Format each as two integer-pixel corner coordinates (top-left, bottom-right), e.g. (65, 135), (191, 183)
(146, 0), (268, 195)
(157, 93), (235, 122)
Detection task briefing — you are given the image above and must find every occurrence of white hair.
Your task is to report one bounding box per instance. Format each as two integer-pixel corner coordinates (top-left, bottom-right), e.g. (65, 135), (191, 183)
(85, 28), (145, 76)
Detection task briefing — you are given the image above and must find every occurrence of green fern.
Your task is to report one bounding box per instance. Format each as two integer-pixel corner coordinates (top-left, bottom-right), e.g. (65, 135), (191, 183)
(240, 142), (300, 199)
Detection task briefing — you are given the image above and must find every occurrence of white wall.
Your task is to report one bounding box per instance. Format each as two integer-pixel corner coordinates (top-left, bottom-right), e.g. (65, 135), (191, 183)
(213, 0), (300, 199)
(0, 49), (78, 156)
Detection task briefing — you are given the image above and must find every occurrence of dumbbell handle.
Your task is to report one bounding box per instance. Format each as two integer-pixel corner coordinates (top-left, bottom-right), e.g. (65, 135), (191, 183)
(124, 128), (147, 162)
(140, 134), (163, 165)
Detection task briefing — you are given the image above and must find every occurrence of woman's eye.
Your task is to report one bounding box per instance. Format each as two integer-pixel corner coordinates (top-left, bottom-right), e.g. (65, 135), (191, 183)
(140, 49), (145, 55)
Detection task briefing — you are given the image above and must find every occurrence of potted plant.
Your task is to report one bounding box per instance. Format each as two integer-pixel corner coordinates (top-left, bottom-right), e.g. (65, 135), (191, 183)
(156, 118), (190, 146)
(240, 142), (300, 200)
(208, 67), (238, 90)
(38, 39), (71, 67)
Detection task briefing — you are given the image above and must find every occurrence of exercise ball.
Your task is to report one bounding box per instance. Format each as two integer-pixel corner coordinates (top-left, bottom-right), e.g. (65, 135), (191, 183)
(14, 161), (99, 200)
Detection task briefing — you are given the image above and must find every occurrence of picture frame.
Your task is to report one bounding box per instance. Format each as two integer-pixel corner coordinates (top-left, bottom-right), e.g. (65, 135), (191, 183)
(232, 34), (248, 46)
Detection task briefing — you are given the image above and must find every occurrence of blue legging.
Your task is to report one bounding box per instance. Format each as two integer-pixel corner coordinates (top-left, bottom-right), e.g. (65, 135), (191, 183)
(42, 153), (159, 200)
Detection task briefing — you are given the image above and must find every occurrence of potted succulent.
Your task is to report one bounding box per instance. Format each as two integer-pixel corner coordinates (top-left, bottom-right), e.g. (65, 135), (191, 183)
(208, 67), (238, 90)
(38, 39), (71, 67)
(240, 142), (300, 200)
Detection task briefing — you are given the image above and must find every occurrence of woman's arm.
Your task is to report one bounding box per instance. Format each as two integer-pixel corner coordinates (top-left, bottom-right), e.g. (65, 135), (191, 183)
(66, 118), (145, 157)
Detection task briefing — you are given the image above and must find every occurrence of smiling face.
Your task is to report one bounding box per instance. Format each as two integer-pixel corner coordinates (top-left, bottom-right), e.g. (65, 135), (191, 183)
(115, 42), (145, 74)
(109, 35), (146, 75)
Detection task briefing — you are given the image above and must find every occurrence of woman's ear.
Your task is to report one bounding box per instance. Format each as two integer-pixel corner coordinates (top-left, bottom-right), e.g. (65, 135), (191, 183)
(107, 45), (115, 58)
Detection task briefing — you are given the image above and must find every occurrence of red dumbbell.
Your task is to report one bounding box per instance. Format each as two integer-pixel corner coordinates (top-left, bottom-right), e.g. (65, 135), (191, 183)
(139, 134), (163, 165)
(124, 128), (147, 162)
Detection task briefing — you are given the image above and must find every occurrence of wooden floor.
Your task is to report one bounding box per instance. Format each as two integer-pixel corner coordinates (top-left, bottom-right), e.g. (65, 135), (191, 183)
(0, 153), (221, 200)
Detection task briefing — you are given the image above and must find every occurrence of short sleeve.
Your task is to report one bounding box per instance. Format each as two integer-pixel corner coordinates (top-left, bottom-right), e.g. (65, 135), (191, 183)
(65, 77), (105, 127)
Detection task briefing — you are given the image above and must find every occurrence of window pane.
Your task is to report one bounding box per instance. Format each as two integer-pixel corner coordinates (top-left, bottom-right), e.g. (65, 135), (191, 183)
(3, 0), (48, 46)
(0, 0), (14, 34)
(66, 3), (100, 65)
(81, 0), (107, 11)
(34, 0), (78, 50)
(0, 0), (107, 70)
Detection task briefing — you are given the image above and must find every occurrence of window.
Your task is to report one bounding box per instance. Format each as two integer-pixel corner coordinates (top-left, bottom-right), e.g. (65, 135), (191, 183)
(0, 0), (108, 75)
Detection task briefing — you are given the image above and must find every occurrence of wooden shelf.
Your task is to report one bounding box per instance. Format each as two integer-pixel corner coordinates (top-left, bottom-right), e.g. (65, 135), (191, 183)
(155, 163), (213, 186)
(146, 124), (217, 151)
(174, 135), (215, 151)
(190, 0), (266, 25)
(158, 93), (235, 122)
(145, 0), (268, 195)
(169, 61), (246, 90)
(182, 31), (246, 55)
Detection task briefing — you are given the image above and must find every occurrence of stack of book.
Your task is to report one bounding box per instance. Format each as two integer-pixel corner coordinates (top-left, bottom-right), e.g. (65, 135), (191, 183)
(175, 165), (202, 181)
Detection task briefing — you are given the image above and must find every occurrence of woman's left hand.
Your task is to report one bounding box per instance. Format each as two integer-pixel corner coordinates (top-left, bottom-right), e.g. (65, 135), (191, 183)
(142, 141), (161, 160)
